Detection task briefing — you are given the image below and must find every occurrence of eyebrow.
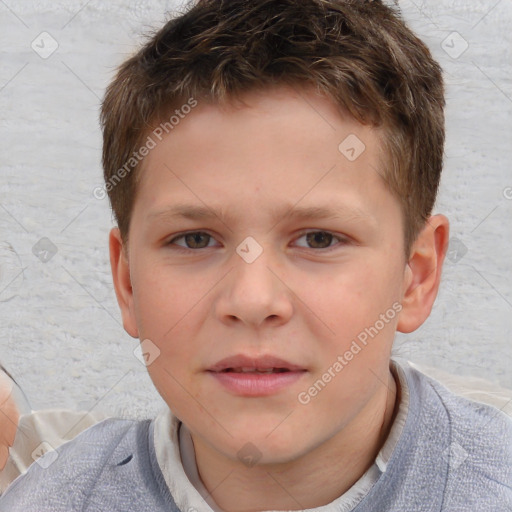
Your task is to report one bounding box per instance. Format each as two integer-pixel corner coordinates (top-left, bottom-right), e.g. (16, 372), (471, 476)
(146, 202), (374, 227)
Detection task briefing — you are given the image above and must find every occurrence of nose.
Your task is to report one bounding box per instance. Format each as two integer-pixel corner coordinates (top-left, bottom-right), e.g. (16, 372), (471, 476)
(214, 247), (294, 329)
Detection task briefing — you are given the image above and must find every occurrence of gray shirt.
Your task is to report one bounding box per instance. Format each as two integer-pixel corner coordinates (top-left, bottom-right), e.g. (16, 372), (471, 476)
(1, 359), (511, 511)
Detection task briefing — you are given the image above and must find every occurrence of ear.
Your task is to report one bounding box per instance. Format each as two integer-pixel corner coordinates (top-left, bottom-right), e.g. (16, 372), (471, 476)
(397, 214), (450, 333)
(109, 227), (139, 338)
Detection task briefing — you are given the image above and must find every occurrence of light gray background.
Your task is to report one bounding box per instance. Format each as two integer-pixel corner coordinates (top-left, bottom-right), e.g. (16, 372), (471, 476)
(0, 0), (511, 418)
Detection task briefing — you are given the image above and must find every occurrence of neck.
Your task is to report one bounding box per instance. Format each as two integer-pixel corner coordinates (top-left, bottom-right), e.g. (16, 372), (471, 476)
(191, 370), (399, 512)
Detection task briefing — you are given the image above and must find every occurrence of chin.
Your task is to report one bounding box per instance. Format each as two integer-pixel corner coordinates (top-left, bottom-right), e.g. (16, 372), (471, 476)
(225, 430), (312, 467)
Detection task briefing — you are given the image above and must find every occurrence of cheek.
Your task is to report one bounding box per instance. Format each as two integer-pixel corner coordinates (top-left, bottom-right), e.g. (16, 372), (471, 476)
(296, 262), (383, 325)
(131, 264), (212, 373)
(299, 260), (400, 353)
(131, 262), (201, 340)
(146, 358), (206, 426)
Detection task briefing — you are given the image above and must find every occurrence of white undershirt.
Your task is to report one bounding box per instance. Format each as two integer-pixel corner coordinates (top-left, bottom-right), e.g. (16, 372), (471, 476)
(153, 359), (409, 512)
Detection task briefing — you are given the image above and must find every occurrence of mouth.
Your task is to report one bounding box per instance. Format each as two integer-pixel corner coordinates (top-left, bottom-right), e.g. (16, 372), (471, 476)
(207, 354), (306, 373)
(206, 354), (307, 396)
(219, 367), (292, 374)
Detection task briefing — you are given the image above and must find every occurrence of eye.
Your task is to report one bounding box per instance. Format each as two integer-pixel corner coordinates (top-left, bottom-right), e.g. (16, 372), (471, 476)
(168, 231), (217, 250)
(294, 230), (348, 251)
(166, 230), (348, 252)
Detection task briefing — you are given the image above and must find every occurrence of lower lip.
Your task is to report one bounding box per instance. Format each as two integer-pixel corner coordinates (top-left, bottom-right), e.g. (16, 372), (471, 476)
(207, 370), (306, 396)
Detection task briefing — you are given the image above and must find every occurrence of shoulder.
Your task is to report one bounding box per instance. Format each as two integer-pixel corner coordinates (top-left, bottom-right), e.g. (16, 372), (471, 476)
(403, 361), (512, 506)
(428, 370), (512, 460)
(0, 417), (177, 511)
(411, 363), (512, 451)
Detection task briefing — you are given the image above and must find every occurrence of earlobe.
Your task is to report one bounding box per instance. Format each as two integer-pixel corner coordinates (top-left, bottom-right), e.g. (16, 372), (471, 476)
(109, 227), (139, 338)
(397, 214), (450, 333)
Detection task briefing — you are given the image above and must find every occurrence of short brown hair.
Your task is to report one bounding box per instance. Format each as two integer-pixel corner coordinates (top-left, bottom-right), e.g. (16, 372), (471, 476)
(100, 0), (445, 256)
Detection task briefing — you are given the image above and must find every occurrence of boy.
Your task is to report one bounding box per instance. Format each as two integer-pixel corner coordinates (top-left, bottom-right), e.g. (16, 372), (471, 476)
(1, 0), (511, 510)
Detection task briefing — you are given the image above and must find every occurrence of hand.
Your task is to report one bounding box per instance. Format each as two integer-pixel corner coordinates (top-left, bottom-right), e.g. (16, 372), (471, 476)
(0, 370), (20, 470)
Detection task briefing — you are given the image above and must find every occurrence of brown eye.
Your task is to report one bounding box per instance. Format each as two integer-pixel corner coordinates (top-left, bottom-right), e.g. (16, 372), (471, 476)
(183, 232), (211, 248)
(305, 231), (334, 249)
(294, 230), (348, 252)
(170, 232), (213, 249)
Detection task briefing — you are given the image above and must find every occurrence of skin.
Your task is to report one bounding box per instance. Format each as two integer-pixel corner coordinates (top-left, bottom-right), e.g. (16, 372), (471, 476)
(0, 371), (20, 471)
(110, 84), (449, 511)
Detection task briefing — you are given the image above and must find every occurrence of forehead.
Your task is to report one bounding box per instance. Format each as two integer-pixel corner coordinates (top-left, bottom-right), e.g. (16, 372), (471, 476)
(133, 85), (396, 227)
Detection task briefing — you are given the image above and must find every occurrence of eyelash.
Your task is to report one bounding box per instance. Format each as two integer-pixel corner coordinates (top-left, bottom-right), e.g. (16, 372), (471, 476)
(166, 230), (349, 253)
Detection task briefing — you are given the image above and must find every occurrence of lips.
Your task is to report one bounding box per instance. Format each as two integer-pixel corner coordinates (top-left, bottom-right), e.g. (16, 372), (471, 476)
(206, 354), (307, 396)
(207, 354), (306, 373)
(222, 368), (289, 373)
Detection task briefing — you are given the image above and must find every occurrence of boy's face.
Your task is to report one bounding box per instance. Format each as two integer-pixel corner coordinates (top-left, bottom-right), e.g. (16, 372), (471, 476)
(116, 85), (412, 465)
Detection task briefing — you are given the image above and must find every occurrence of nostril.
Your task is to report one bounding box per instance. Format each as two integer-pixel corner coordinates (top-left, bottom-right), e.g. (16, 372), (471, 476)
(116, 454), (133, 466)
